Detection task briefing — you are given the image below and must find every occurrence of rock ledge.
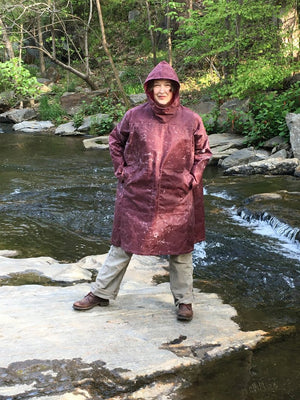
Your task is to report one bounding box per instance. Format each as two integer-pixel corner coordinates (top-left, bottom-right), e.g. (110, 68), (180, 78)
(0, 253), (266, 399)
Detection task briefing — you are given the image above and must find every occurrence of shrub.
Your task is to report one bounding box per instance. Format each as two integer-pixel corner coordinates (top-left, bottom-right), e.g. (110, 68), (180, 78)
(38, 95), (66, 124)
(232, 82), (300, 147)
(0, 58), (41, 103)
(73, 96), (125, 135)
(227, 58), (296, 99)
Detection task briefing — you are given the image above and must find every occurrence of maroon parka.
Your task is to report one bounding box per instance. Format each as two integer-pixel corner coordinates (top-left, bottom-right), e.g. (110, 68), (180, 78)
(109, 61), (212, 255)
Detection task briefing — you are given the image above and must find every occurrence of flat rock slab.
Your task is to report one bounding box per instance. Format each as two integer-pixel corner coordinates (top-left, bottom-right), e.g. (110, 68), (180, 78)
(0, 254), (265, 399)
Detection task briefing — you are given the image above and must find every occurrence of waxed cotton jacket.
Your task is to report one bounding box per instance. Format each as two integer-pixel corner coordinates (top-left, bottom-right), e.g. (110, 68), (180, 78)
(109, 61), (212, 255)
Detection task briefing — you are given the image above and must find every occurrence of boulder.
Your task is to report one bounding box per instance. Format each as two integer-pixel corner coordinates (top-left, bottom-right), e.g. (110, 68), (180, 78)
(0, 253), (266, 399)
(55, 121), (80, 136)
(77, 113), (109, 132)
(286, 113), (300, 159)
(60, 89), (108, 115)
(208, 133), (246, 165)
(209, 132), (245, 148)
(269, 149), (288, 159)
(224, 157), (300, 176)
(83, 135), (109, 150)
(263, 135), (287, 149)
(0, 90), (15, 112)
(217, 98), (250, 129)
(219, 148), (270, 169)
(0, 108), (38, 123)
(13, 120), (54, 133)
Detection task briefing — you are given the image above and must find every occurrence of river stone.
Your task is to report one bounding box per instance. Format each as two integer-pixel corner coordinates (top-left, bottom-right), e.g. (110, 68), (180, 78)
(208, 133), (246, 165)
(77, 113), (109, 132)
(0, 253), (265, 399)
(263, 135), (287, 149)
(83, 136), (109, 149)
(224, 157), (300, 176)
(208, 133), (245, 149)
(0, 108), (37, 123)
(219, 148), (270, 169)
(12, 120), (54, 133)
(55, 121), (81, 136)
(269, 149), (287, 159)
(286, 113), (300, 159)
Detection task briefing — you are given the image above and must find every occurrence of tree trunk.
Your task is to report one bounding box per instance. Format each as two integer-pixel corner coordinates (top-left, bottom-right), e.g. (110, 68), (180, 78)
(187, 0), (193, 18)
(84, 0), (93, 75)
(37, 15), (46, 75)
(280, 2), (299, 60)
(94, 0), (131, 108)
(0, 16), (15, 59)
(166, 3), (172, 66)
(145, 0), (157, 66)
(50, 1), (56, 59)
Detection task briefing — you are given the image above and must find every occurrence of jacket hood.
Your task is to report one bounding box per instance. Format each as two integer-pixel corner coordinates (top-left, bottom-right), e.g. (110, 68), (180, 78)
(144, 61), (180, 121)
(144, 60), (180, 89)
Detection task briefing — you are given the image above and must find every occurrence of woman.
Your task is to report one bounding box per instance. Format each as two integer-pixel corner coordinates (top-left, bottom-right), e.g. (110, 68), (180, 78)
(73, 61), (212, 321)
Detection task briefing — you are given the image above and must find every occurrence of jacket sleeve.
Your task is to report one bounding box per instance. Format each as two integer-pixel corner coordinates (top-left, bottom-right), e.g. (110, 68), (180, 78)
(190, 116), (212, 185)
(109, 111), (131, 181)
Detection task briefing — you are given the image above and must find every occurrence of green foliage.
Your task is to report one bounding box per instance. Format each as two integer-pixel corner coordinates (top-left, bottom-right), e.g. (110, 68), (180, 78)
(73, 96), (126, 135)
(175, 0), (283, 76)
(229, 58), (295, 98)
(0, 59), (41, 103)
(225, 82), (300, 147)
(120, 66), (144, 95)
(89, 115), (114, 136)
(38, 95), (66, 124)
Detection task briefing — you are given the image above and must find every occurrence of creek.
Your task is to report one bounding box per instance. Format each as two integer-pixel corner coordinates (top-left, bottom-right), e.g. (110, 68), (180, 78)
(0, 129), (299, 399)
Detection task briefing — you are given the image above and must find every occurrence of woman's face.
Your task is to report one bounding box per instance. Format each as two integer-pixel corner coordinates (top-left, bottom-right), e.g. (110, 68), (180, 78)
(152, 79), (173, 106)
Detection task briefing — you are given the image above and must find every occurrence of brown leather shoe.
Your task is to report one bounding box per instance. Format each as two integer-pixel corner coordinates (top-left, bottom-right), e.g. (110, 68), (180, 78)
(177, 303), (193, 321)
(73, 292), (109, 311)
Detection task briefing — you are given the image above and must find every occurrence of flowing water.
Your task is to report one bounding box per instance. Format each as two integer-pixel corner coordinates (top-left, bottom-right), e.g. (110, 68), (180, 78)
(0, 129), (299, 399)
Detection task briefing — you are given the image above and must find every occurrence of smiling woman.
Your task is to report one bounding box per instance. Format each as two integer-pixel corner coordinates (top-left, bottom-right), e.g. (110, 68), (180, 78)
(152, 79), (174, 106)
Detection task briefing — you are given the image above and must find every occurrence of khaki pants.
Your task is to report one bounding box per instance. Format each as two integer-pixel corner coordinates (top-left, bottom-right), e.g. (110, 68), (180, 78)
(91, 245), (194, 305)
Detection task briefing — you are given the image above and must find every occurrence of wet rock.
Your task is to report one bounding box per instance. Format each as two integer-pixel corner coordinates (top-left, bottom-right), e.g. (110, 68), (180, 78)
(237, 189), (300, 243)
(224, 157), (299, 176)
(55, 121), (80, 136)
(0, 107), (38, 123)
(208, 133), (246, 165)
(269, 149), (288, 159)
(286, 113), (300, 159)
(12, 120), (54, 133)
(83, 135), (109, 150)
(263, 136), (287, 149)
(0, 253), (265, 399)
(77, 113), (109, 133)
(219, 148), (270, 169)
